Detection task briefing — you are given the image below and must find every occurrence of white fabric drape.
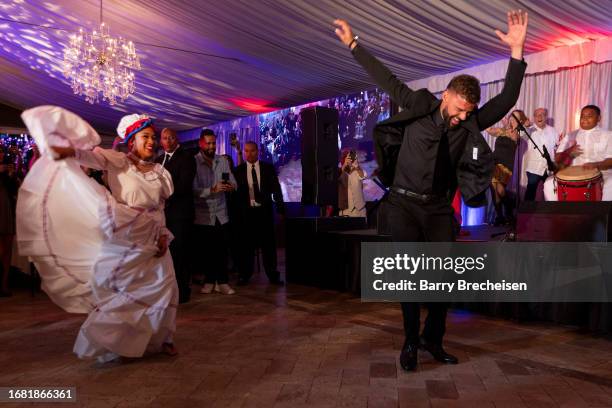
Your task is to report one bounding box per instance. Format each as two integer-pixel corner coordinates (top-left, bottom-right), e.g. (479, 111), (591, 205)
(458, 60), (612, 224)
(409, 36), (612, 93)
(1, 1), (611, 133)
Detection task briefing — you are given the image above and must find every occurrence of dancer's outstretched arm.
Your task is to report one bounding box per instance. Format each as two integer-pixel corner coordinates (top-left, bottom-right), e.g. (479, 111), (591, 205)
(334, 19), (415, 109)
(476, 10), (528, 131)
(51, 146), (125, 170)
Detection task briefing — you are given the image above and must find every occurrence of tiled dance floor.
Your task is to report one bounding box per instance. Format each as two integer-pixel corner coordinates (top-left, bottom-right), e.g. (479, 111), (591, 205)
(1, 257), (611, 407)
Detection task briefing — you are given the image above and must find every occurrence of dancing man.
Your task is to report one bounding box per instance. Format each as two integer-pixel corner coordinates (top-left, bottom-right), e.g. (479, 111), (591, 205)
(334, 10), (528, 371)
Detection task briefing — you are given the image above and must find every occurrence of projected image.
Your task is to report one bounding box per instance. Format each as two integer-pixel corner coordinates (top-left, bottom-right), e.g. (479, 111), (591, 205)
(208, 89), (390, 202)
(0, 133), (38, 177)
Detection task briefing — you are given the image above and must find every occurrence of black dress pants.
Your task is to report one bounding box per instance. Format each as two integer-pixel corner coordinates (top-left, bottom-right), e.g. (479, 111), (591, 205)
(240, 206), (280, 282)
(386, 191), (455, 347)
(193, 220), (230, 284)
(524, 171), (547, 201)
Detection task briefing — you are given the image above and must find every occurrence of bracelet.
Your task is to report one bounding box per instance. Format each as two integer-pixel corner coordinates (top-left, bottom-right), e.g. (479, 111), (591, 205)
(348, 35), (359, 49)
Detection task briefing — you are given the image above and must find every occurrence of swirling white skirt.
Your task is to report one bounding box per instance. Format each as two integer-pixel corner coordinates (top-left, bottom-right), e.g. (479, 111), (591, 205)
(17, 157), (178, 359)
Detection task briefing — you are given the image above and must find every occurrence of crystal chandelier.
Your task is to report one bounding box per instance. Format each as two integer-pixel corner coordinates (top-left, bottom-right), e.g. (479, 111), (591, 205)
(62, 1), (140, 105)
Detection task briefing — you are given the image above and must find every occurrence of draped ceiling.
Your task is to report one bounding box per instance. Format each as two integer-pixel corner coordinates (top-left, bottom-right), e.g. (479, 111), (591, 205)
(1, 0), (611, 135)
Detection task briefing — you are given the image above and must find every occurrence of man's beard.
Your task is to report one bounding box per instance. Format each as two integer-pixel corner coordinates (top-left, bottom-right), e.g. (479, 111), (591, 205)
(442, 107), (460, 128)
(203, 149), (215, 159)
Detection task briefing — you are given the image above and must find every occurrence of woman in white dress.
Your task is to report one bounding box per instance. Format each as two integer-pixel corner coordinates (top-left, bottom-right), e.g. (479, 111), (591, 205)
(17, 106), (179, 362)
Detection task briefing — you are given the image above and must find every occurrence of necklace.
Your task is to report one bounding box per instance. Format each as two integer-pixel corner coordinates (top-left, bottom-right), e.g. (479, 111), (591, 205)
(127, 152), (157, 175)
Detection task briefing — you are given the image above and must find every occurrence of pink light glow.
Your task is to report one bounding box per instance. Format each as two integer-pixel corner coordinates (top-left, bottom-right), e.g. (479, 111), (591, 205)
(229, 98), (276, 113)
(546, 32), (608, 48)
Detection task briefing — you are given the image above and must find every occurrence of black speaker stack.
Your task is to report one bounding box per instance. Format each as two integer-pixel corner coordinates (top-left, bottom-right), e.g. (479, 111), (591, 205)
(300, 106), (339, 207)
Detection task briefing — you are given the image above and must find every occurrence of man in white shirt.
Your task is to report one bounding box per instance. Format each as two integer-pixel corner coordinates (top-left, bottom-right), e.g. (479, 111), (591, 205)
(544, 105), (612, 201)
(338, 150), (367, 217)
(524, 108), (558, 201)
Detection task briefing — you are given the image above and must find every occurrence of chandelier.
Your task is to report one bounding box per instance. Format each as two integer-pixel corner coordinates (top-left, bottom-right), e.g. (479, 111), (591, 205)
(62, 1), (140, 105)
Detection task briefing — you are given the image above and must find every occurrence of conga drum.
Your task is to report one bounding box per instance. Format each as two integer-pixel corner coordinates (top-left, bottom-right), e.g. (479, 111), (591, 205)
(554, 166), (603, 201)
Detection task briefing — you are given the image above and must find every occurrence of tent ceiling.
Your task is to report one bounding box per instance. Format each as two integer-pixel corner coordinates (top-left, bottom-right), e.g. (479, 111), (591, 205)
(0, 0), (611, 134)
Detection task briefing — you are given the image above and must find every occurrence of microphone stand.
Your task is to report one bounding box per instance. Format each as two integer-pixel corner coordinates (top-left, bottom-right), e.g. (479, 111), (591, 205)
(512, 113), (557, 174)
(491, 114), (557, 241)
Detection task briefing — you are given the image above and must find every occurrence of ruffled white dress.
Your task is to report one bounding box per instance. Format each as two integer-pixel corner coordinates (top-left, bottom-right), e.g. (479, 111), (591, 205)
(17, 106), (178, 360)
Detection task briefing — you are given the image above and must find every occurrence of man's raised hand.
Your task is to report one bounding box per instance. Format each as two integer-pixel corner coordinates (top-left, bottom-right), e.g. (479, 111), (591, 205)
(334, 19), (356, 49)
(495, 10), (528, 60)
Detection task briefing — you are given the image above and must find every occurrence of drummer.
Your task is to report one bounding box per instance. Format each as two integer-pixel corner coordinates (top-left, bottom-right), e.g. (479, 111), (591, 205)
(544, 105), (612, 200)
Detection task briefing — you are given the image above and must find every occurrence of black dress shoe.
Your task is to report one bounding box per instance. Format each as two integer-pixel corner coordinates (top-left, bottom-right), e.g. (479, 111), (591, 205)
(237, 277), (250, 286)
(399, 344), (418, 371)
(420, 341), (458, 364)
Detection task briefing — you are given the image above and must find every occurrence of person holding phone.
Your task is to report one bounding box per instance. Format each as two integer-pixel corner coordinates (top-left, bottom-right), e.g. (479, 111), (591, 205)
(192, 129), (237, 295)
(338, 149), (367, 217)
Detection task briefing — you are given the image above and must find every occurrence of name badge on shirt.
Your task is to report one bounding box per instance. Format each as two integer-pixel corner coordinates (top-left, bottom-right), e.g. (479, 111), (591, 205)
(472, 147), (478, 160)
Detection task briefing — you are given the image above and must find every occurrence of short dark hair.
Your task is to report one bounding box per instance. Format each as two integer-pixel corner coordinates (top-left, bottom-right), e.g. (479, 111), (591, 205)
(244, 141), (258, 150)
(200, 128), (215, 138)
(447, 74), (481, 104)
(582, 105), (601, 117)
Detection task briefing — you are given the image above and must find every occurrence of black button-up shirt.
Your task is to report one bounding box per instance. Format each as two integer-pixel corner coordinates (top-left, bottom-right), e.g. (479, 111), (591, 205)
(394, 109), (469, 197)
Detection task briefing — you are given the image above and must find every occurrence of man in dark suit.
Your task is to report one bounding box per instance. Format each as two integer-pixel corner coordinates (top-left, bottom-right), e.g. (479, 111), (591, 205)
(334, 10), (528, 371)
(155, 128), (196, 303)
(234, 141), (285, 285)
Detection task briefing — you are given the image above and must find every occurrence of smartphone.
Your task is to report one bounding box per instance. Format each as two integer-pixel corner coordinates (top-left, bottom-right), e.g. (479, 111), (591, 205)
(221, 172), (230, 183)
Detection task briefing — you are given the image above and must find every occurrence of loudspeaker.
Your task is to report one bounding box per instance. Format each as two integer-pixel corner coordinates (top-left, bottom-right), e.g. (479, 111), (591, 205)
(517, 202), (612, 242)
(300, 106), (339, 206)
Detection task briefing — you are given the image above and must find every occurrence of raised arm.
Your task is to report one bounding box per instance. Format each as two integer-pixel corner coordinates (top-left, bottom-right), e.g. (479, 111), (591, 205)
(486, 127), (505, 137)
(475, 10), (528, 130)
(51, 146), (122, 170)
(334, 19), (414, 109)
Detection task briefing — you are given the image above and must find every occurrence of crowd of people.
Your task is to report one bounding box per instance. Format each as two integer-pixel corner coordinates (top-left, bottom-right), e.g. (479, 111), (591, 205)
(0, 135), (39, 297)
(17, 108), (286, 363)
(485, 104), (611, 225)
(259, 109), (301, 166)
(5, 8), (610, 376)
(256, 90), (389, 169)
(331, 90), (390, 145)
